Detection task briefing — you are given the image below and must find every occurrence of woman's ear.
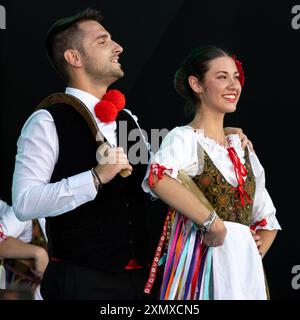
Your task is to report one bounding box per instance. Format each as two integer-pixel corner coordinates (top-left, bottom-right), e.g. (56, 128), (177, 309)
(188, 75), (203, 94)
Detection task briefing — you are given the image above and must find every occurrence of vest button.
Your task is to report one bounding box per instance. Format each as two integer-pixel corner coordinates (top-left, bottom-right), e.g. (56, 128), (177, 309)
(125, 202), (130, 208)
(128, 221), (133, 225)
(129, 240), (134, 245)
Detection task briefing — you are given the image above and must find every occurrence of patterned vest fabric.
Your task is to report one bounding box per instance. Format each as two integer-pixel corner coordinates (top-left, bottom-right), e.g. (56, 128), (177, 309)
(193, 148), (255, 226)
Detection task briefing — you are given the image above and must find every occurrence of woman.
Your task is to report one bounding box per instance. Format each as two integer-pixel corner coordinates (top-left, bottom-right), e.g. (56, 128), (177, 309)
(0, 199), (48, 299)
(142, 45), (281, 300)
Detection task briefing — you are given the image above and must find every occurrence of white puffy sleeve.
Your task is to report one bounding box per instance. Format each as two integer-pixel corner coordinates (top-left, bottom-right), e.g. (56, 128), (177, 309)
(249, 150), (281, 231)
(0, 200), (32, 243)
(142, 126), (203, 197)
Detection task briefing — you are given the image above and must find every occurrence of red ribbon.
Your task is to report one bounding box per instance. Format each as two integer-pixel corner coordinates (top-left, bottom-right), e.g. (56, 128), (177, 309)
(227, 147), (248, 183)
(250, 218), (267, 231)
(190, 237), (203, 299)
(144, 210), (171, 294)
(227, 146), (252, 207)
(148, 163), (173, 187)
(0, 224), (7, 240)
(232, 184), (252, 208)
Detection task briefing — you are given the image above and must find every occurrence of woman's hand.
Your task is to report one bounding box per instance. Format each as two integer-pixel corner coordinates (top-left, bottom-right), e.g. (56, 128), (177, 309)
(250, 229), (263, 256)
(203, 216), (227, 247)
(31, 247), (49, 280)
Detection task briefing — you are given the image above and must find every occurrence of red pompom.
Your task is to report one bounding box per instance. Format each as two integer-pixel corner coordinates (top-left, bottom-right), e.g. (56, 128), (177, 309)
(94, 100), (118, 123)
(232, 55), (245, 87)
(102, 90), (126, 111)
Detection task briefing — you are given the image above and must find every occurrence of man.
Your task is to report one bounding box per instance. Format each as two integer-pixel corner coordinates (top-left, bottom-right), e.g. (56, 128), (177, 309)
(12, 8), (251, 299)
(12, 8), (161, 300)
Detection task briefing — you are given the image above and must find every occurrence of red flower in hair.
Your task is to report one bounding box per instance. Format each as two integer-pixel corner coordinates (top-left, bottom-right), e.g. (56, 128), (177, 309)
(232, 55), (245, 87)
(94, 89), (126, 123)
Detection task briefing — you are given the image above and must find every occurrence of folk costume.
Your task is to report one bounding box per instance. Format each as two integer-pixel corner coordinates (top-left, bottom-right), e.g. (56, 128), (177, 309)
(12, 88), (159, 299)
(0, 200), (47, 299)
(143, 126), (281, 300)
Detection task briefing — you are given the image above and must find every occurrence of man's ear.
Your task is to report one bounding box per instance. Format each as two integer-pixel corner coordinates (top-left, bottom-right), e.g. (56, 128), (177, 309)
(188, 75), (203, 94)
(64, 49), (82, 68)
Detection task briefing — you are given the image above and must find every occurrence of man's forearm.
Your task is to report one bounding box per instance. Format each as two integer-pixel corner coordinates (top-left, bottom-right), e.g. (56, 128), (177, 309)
(12, 171), (97, 221)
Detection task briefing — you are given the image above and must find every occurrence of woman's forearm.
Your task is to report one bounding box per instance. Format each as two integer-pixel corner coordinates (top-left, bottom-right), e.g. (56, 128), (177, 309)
(150, 174), (211, 225)
(0, 237), (40, 260)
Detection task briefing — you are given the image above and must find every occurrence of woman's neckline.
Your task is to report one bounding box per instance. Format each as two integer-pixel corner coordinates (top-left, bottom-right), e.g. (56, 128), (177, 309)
(185, 125), (232, 148)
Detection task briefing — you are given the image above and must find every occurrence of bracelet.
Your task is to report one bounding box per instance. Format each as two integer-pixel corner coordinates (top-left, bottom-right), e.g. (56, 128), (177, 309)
(207, 211), (218, 233)
(199, 210), (218, 236)
(91, 167), (103, 191)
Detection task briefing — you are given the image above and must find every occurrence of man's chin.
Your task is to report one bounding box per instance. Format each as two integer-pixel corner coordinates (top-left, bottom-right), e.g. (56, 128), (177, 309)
(116, 69), (125, 78)
(113, 73), (124, 83)
(107, 71), (125, 86)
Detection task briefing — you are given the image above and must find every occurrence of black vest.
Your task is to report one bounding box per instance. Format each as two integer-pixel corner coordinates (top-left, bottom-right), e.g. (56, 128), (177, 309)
(45, 104), (153, 271)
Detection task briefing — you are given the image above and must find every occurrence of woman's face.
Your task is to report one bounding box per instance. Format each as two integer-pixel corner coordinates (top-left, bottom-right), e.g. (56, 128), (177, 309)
(198, 56), (242, 114)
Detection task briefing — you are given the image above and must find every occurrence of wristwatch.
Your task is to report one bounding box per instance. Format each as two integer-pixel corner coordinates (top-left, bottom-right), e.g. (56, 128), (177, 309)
(199, 210), (217, 235)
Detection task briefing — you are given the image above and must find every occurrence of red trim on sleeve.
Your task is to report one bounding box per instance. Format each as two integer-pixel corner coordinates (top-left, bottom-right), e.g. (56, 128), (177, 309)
(148, 163), (173, 187)
(0, 224), (7, 240)
(250, 218), (267, 231)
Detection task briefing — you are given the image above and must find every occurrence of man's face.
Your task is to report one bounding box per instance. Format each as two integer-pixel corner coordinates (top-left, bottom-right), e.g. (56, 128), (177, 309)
(78, 20), (124, 85)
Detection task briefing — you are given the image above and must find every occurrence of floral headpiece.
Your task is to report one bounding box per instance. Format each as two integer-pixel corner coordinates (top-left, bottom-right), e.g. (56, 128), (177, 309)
(232, 55), (245, 87)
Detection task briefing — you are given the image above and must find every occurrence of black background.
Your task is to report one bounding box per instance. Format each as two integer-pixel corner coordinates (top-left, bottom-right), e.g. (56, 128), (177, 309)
(0, 0), (299, 300)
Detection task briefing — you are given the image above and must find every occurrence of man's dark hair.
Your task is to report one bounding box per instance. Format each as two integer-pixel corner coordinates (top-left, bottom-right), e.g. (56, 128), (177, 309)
(46, 8), (103, 82)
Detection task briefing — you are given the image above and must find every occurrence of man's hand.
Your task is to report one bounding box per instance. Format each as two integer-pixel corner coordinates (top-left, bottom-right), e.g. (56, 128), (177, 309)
(95, 146), (133, 184)
(224, 127), (254, 152)
(250, 229), (263, 256)
(203, 216), (227, 247)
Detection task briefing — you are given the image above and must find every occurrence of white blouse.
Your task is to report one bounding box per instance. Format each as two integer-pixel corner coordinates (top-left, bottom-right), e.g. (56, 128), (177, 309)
(0, 200), (46, 244)
(0, 199), (46, 299)
(143, 125), (281, 231)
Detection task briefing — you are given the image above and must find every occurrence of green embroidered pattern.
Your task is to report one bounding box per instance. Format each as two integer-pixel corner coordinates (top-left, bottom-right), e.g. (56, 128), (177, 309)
(193, 148), (255, 226)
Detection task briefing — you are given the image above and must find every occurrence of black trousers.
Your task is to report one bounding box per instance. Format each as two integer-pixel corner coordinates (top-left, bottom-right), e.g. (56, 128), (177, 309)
(41, 261), (160, 300)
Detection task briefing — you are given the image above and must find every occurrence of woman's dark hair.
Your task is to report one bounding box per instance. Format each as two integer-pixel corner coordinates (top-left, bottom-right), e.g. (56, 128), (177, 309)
(174, 45), (230, 116)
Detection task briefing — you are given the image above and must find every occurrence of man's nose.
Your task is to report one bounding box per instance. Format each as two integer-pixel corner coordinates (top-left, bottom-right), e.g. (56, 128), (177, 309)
(113, 41), (123, 54)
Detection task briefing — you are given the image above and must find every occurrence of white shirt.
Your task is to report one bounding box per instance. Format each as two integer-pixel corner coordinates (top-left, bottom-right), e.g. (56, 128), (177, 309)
(143, 126), (281, 231)
(12, 87), (138, 221)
